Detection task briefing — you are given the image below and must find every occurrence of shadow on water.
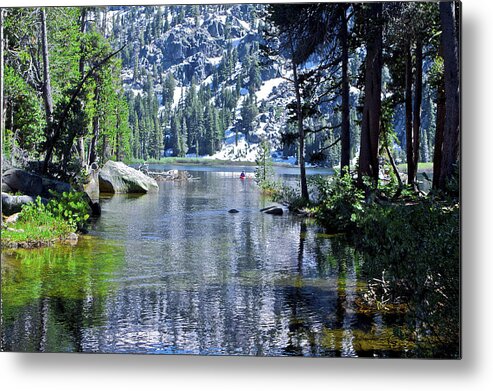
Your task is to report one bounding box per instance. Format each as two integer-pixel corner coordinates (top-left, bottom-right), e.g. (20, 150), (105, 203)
(1, 169), (420, 356)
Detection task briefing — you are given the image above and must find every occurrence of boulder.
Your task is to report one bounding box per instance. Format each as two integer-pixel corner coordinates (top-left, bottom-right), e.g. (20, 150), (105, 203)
(264, 207), (283, 216)
(99, 161), (159, 194)
(2, 168), (72, 198)
(1, 192), (45, 216)
(63, 232), (79, 245)
(41, 177), (72, 198)
(4, 212), (21, 224)
(2, 169), (43, 196)
(1, 182), (13, 193)
(228, 209), (239, 213)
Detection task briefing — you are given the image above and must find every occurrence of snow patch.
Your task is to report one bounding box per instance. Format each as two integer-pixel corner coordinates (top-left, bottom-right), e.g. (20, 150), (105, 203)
(172, 86), (188, 109)
(207, 56), (223, 66)
(238, 19), (251, 31)
(256, 78), (285, 102)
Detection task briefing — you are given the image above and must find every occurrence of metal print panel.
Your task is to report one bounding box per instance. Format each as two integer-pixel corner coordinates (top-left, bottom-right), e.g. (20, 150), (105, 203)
(0, 1), (461, 358)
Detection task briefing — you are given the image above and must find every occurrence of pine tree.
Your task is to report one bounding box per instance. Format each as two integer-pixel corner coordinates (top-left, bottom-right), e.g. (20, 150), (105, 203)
(255, 139), (274, 188)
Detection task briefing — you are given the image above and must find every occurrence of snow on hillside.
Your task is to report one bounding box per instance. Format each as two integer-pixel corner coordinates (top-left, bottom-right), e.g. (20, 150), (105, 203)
(256, 78), (285, 102)
(118, 4), (301, 163)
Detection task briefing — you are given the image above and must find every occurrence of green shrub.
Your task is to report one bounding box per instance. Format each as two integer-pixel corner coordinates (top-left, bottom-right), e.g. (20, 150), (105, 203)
(4, 197), (74, 244)
(3, 191), (90, 246)
(46, 190), (90, 231)
(310, 170), (365, 232)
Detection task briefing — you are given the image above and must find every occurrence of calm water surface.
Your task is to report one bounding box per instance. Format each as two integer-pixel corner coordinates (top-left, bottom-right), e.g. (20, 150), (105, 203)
(1, 168), (409, 356)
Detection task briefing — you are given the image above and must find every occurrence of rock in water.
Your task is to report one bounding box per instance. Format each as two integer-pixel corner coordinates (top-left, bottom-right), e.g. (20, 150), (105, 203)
(228, 209), (240, 213)
(99, 161), (159, 194)
(260, 206), (277, 212)
(264, 207), (283, 216)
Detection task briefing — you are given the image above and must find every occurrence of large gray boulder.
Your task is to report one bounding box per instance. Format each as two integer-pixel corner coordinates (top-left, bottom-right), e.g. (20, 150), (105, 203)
(1, 182), (13, 193)
(1, 192), (47, 216)
(41, 177), (72, 198)
(99, 161), (159, 194)
(1, 168), (71, 198)
(2, 169), (43, 196)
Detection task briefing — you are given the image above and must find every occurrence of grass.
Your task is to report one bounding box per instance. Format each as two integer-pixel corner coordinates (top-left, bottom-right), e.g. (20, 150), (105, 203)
(397, 162), (434, 173)
(1, 194), (85, 249)
(2, 218), (75, 248)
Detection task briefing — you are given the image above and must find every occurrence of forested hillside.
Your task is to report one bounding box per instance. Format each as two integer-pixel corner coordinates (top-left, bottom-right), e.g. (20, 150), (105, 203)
(1, 3), (459, 191)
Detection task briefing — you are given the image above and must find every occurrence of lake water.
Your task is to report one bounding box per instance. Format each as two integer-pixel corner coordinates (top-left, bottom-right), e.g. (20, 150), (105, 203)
(1, 166), (411, 356)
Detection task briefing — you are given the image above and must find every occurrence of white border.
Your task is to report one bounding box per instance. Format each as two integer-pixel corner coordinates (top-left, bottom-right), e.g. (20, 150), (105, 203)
(1, 0), (492, 390)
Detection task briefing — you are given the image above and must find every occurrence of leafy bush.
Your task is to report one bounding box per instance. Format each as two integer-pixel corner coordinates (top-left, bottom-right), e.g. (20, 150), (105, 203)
(4, 197), (73, 245)
(310, 170), (365, 232)
(3, 191), (90, 246)
(46, 190), (90, 231)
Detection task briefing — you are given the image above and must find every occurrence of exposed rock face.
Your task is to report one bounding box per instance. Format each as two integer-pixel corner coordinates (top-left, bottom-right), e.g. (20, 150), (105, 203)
(99, 161), (159, 194)
(1, 192), (47, 216)
(207, 20), (224, 38)
(2, 169), (43, 196)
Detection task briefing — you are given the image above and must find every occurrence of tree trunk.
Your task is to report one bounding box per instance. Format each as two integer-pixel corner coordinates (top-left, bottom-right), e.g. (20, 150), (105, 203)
(88, 115), (100, 165)
(358, 3), (383, 187)
(433, 44), (446, 190)
(291, 49), (308, 200)
(405, 43), (414, 186)
(75, 8), (87, 166)
(412, 38), (423, 187)
(41, 8), (55, 173)
(102, 134), (109, 161)
(438, 1), (460, 190)
(339, 5), (350, 175)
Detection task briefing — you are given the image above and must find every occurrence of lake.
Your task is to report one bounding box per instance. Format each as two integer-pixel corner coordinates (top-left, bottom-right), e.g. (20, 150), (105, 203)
(1, 166), (411, 356)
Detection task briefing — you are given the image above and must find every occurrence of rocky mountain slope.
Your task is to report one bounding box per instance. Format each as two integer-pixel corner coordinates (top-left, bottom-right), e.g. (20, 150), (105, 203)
(106, 4), (303, 163)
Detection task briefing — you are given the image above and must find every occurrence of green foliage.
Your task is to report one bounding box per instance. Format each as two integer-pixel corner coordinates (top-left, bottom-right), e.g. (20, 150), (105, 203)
(254, 139), (275, 190)
(46, 191), (91, 231)
(3, 191), (90, 246)
(240, 94), (259, 136)
(3, 66), (46, 158)
(353, 200), (460, 357)
(3, 7), (132, 176)
(3, 198), (73, 245)
(311, 169), (365, 232)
